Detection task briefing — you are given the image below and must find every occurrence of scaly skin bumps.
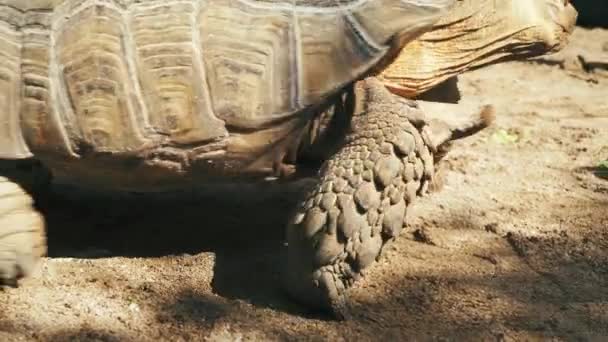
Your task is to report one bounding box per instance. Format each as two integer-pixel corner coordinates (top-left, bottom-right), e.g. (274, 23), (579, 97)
(0, 176), (46, 285)
(284, 78), (439, 318)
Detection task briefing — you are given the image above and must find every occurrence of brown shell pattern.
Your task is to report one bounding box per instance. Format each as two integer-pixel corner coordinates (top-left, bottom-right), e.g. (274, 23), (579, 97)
(0, 0), (452, 160)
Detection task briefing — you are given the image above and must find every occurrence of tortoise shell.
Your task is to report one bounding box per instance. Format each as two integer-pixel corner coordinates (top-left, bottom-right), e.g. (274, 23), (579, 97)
(0, 0), (452, 189)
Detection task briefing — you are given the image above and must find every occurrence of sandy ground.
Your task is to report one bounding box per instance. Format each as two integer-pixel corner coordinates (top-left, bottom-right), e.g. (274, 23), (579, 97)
(1, 28), (607, 341)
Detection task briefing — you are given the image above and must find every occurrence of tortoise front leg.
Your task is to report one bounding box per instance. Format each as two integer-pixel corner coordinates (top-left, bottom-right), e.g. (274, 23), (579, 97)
(283, 78), (491, 318)
(0, 174), (46, 285)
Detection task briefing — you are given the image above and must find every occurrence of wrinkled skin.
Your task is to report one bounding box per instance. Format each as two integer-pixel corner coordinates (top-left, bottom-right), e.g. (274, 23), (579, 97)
(381, 0), (578, 98)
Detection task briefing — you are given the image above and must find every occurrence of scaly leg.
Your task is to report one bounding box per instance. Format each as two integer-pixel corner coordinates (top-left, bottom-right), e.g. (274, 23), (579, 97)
(284, 78), (491, 318)
(0, 174), (46, 285)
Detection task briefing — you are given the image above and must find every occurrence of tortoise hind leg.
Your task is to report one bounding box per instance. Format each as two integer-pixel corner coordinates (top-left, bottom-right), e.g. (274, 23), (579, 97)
(0, 174), (46, 285)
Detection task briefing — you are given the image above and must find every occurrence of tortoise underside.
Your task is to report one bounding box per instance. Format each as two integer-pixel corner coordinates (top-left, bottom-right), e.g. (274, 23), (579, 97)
(36, 117), (310, 191)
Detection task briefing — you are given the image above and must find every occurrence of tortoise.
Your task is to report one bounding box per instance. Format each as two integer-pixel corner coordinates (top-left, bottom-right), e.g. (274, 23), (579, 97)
(0, 0), (576, 318)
